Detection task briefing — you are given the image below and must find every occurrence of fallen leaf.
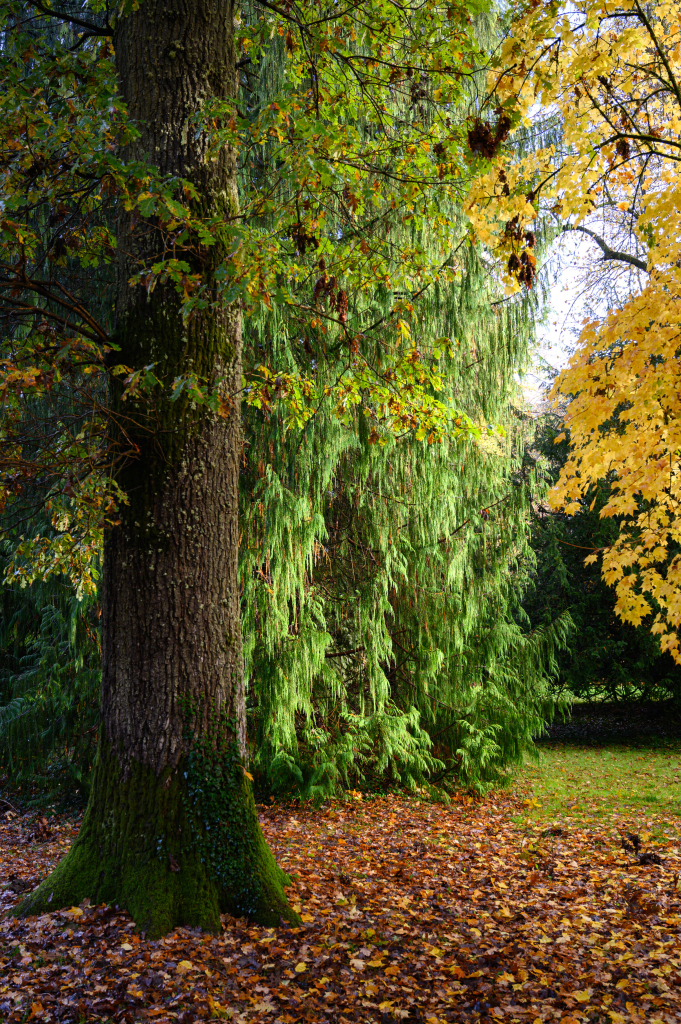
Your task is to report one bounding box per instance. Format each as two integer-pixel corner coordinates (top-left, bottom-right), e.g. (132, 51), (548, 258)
(207, 993), (232, 1019)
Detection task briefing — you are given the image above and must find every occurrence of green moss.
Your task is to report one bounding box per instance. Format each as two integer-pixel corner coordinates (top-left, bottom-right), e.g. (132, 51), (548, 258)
(181, 721), (297, 926)
(10, 736), (299, 937)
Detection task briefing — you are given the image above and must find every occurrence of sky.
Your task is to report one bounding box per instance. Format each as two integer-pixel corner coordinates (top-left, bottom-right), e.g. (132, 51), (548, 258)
(522, 238), (592, 411)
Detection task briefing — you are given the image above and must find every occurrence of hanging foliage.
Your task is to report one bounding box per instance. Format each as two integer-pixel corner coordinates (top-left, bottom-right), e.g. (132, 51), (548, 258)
(233, 2), (569, 798)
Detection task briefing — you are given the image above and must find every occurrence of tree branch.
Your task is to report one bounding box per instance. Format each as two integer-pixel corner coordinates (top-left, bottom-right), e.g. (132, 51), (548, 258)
(28, 1), (113, 37)
(556, 537), (605, 553)
(325, 646), (365, 659)
(564, 224), (648, 272)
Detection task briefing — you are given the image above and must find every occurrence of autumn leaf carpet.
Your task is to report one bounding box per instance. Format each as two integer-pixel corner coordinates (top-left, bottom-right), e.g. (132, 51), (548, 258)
(1, 793), (679, 1024)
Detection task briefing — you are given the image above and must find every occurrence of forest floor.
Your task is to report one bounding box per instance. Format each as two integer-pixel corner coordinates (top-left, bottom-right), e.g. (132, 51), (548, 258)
(1, 746), (681, 1024)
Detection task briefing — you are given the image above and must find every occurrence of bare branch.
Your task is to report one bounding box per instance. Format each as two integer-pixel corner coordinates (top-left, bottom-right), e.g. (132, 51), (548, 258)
(563, 225), (648, 273)
(28, 0), (113, 37)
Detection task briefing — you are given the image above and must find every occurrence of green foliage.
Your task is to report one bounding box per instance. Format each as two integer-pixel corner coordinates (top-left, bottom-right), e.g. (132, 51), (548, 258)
(241, 256), (570, 799)
(0, 0), (495, 550)
(227, 1), (569, 799)
(522, 416), (681, 702)
(264, 703), (439, 802)
(0, 541), (100, 805)
(0, 0), (570, 808)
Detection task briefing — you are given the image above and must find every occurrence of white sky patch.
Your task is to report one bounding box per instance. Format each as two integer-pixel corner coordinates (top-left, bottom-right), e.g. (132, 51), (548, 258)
(523, 235), (596, 412)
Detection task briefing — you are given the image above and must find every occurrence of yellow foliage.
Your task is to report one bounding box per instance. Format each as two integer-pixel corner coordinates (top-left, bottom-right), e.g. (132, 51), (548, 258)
(467, 1), (681, 660)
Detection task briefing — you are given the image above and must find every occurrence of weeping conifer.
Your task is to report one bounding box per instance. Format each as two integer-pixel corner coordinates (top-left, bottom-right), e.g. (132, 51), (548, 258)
(240, 272), (570, 797)
(237, 9), (570, 799)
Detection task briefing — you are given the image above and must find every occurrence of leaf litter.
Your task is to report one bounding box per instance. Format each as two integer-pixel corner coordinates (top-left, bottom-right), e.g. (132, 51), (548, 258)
(0, 790), (680, 1023)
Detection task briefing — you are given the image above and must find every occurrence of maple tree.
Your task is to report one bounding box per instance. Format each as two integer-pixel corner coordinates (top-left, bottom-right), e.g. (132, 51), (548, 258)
(466, 0), (681, 662)
(522, 416), (681, 702)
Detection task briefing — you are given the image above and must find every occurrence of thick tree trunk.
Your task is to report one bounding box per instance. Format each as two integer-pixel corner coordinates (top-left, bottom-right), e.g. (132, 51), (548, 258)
(15, 0), (297, 937)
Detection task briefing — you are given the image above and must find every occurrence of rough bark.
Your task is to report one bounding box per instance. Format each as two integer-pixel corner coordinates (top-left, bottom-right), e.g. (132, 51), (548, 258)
(14, 0), (297, 937)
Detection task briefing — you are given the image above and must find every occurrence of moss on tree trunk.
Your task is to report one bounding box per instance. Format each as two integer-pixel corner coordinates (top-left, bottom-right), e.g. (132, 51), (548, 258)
(15, 739), (296, 937)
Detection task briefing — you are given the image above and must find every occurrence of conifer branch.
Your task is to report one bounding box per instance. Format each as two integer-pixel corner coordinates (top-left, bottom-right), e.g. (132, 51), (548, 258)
(325, 646), (365, 659)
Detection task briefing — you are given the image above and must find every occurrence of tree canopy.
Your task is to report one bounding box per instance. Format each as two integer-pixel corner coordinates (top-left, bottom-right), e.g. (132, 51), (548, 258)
(468, 0), (681, 660)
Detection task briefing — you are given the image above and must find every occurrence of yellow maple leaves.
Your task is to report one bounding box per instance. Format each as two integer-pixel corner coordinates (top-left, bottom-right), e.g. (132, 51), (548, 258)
(467, 0), (681, 659)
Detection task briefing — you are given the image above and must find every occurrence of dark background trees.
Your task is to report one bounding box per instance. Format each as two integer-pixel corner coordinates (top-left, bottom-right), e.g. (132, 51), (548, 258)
(522, 416), (681, 703)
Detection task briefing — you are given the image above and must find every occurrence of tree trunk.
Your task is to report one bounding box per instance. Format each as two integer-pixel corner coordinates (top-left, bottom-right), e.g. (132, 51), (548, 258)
(14, 0), (297, 938)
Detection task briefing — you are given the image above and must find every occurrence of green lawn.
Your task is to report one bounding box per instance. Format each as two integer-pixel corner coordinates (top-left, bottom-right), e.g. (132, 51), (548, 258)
(516, 742), (681, 823)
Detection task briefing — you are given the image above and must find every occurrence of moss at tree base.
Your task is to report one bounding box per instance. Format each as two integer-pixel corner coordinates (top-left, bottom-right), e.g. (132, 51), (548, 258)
(11, 739), (298, 938)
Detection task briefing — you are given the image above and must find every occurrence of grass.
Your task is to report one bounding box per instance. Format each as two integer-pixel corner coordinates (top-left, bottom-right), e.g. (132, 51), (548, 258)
(515, 741), (681, 825)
